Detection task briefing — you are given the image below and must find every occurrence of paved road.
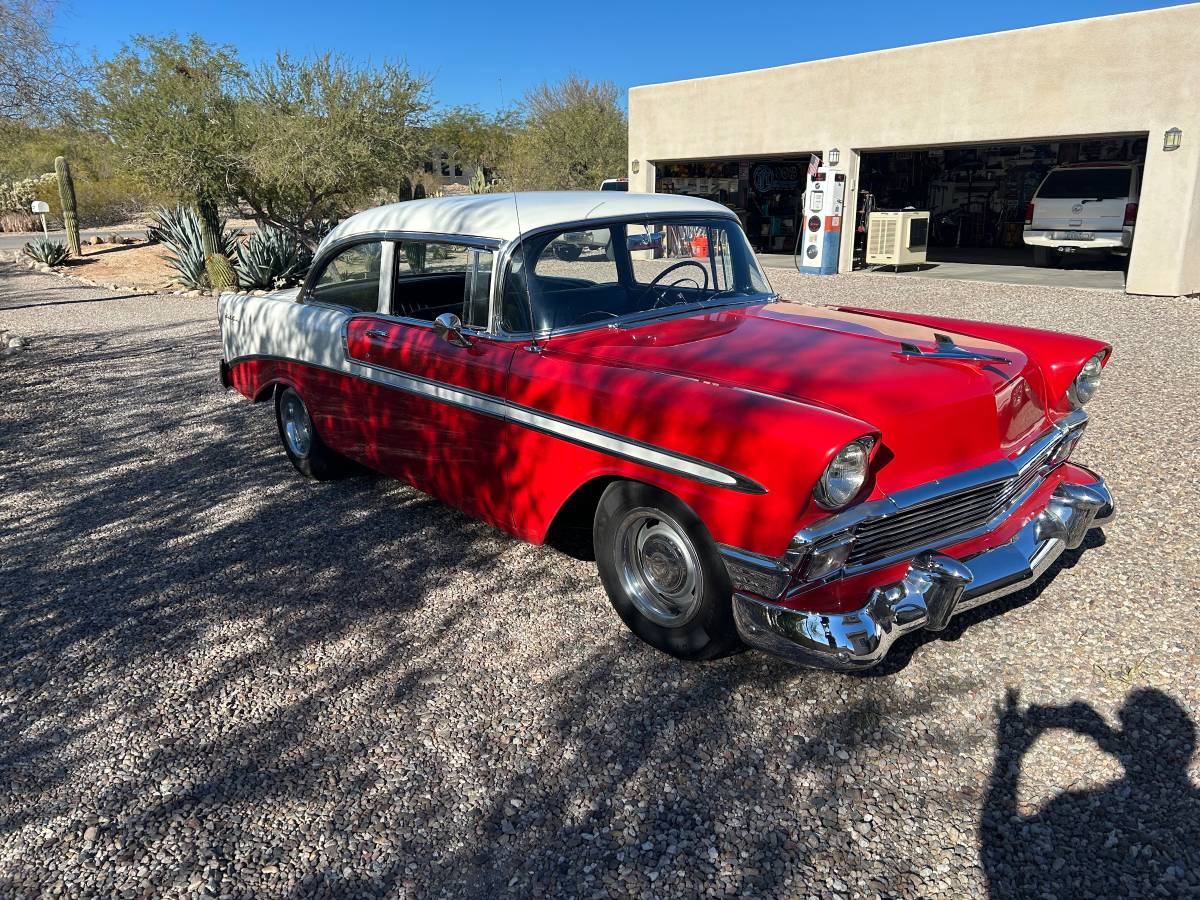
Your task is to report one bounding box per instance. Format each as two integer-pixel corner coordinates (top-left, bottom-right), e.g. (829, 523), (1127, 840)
(0, 227), (150, 252)
(1, 262), (1197, 898)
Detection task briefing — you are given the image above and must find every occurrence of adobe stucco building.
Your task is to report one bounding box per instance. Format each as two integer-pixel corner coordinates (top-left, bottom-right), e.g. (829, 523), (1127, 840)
(628, 4), (1200, 296)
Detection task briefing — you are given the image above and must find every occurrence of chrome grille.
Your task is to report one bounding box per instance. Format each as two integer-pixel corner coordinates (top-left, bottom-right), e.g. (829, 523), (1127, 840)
(845, 449), (1051, 568)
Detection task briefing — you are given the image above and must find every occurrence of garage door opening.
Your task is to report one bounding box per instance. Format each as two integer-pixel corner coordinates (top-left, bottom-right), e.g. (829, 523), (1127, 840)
(654, 156), (817, 254)
(855, 135), (1147, 286)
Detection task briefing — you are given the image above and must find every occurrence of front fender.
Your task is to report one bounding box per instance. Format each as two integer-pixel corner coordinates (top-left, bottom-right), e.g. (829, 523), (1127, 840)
(505, 347), (879, 557)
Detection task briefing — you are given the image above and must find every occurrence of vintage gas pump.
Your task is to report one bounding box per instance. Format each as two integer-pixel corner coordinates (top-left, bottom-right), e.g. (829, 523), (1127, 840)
(799, 167), (847, 275)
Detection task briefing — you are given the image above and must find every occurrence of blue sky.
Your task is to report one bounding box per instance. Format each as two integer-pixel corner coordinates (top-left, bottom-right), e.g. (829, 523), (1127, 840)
(53, 0), (1189, 111)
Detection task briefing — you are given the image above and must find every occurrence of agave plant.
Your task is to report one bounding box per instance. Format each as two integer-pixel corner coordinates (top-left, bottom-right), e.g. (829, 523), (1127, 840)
(234, 226), (313, 290)
(148, 206), (240, 290)
(22, 238), (70, 266)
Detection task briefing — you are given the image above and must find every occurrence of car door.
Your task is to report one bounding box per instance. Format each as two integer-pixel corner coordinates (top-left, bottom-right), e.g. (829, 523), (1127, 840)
(300, 238), (390, 463)
(343, 238), (517, 528)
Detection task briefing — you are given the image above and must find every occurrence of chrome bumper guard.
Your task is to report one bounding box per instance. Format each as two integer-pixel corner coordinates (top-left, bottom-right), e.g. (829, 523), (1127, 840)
(732, 476), (1113, 671)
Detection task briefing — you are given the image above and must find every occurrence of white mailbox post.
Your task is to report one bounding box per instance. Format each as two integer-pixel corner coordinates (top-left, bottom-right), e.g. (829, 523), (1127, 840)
(30, 200), (50, 237)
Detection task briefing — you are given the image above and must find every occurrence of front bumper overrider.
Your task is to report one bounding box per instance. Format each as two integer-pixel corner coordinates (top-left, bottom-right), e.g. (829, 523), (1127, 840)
(727, 469), (1113, 672)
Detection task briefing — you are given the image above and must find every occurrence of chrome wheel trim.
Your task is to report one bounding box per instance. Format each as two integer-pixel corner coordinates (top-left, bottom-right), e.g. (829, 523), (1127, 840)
(280, 392), (313, 458)
(614, 507), (703, 627)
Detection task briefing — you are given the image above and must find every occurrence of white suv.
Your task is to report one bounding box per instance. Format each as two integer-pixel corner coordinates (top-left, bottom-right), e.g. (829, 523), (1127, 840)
(1023, 163), (1140, 266)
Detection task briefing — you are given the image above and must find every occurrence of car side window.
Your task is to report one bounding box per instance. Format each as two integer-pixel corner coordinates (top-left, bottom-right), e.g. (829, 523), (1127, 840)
(393, 241), (493, 329)
(310, 242), (383, 312)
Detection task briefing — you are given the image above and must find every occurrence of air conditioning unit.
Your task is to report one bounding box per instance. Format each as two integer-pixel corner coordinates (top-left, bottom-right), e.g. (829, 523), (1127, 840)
(866, 211), (930, 267)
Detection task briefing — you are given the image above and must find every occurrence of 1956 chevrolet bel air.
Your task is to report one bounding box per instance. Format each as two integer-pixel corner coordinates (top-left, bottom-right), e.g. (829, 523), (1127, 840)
(218, 192), (1113, 670)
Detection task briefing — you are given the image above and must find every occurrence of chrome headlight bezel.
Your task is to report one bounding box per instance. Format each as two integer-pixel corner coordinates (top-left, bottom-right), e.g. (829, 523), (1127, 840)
(1067, 352), (1105, 408)
(813, 437), (875, 511)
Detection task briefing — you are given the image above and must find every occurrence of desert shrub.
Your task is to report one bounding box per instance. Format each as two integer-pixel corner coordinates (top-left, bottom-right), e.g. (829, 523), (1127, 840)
(234, 226), (311, 289)
(0, 173), (56, 212)
(148, 205), (240, 289)
(22, 238), (69, 265)
(0, 211), (39, 232)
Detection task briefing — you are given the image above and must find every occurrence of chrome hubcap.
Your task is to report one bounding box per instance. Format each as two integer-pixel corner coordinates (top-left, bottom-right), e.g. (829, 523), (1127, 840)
(615, 509), (703, 627)
(281, 393), (312, 458)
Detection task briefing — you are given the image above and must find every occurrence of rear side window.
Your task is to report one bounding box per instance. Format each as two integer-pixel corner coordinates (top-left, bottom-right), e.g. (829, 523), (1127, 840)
(1036, 169), (1132, 200)
(310, 242), (383, 312)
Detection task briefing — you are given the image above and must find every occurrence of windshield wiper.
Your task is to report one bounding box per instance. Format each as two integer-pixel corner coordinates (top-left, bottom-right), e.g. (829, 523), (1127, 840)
(615, 292), (771, 329)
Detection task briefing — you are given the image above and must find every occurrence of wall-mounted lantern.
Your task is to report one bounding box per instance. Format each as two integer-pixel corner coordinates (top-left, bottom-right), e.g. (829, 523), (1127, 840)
(1163, 128), (1182, 152)
(631, 159), (640, 174)
(828, 148), (841, 166)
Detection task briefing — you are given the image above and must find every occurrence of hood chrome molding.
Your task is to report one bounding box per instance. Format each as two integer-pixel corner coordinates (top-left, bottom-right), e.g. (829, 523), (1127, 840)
(896, 332), (1012, 365)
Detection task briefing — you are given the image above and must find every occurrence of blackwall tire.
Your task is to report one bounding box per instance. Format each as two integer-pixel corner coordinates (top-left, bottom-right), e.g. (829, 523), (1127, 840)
(594, 481), (742, 662)
(274, 386), (349, 481)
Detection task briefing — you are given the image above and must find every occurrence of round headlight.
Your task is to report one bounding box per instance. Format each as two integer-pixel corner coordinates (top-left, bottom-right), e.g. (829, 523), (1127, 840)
(814, 438), (874, 510)
(1069, 353), (1105, 407)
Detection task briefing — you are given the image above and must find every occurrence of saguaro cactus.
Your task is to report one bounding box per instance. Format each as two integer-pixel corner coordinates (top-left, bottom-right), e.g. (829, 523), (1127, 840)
(205, 253), (238, 292)
(54, 156), (81, 257)
(197, 198), (221, 258)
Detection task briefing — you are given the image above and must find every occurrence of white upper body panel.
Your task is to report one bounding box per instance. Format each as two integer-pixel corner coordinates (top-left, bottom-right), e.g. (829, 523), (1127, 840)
(317, 191), (735, 254)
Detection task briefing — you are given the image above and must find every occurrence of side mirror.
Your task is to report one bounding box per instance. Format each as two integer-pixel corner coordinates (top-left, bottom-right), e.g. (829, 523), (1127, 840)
(434, 312), (472, 347)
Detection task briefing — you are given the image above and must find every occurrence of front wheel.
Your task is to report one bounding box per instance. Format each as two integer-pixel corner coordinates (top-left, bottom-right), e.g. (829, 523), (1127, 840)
(594, 482), (742, 661)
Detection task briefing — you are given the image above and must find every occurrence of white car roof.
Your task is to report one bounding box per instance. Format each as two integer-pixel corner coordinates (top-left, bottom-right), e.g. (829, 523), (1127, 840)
(318, 191), (735, 252)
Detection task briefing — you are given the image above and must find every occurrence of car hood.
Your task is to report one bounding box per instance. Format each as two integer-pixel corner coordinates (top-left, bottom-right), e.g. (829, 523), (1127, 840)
(549, 301), (1054, 491)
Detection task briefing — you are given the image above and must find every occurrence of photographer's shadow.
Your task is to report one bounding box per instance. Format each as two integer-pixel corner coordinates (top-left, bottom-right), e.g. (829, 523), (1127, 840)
(981, 688), (1199, 898)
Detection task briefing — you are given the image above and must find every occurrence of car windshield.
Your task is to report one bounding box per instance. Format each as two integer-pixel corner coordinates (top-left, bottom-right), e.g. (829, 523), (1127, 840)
(1036, 168), (1132, 200)
(504, 216), (774, 334)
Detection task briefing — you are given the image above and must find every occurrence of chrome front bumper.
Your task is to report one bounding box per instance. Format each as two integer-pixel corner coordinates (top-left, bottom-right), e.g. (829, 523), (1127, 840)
(731, 476), (1113, 671)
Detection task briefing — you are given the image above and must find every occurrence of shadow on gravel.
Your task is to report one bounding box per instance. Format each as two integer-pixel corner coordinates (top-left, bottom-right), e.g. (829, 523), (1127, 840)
(0, 308), (1069, 897)
(0, 328), (511, 841)
(981, 688), (1199, 898)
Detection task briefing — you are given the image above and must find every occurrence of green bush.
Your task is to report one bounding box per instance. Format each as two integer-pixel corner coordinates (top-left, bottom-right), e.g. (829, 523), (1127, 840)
(22, 238), (69, 265)
(234, 226), (312, 290)
(148, 205), (240, 289)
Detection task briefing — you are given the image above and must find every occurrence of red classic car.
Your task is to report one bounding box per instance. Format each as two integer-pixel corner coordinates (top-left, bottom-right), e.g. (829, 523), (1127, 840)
(218, 192), (1113, 670)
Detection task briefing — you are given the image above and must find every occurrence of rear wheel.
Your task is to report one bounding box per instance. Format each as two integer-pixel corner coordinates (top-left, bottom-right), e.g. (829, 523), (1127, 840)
(594, 482), (741, 661)
(275, 386), (350, 480)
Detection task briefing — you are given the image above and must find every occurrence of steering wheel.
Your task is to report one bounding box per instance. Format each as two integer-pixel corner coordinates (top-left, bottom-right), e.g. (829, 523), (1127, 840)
(647, 259), (709, 292)
(643, 259), (709, 308)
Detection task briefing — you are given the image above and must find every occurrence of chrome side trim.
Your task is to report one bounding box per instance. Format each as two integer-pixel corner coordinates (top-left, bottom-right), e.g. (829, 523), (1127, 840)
(225, 353), (765, 494)
(733, 474), (1112, 671)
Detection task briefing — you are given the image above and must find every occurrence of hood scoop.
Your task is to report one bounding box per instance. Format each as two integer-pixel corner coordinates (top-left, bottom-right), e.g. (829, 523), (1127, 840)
(897, 332), (1012, 365)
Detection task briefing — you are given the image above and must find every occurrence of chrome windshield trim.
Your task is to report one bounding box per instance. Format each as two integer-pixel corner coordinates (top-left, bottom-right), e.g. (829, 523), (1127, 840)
(495, 212), (772, 341)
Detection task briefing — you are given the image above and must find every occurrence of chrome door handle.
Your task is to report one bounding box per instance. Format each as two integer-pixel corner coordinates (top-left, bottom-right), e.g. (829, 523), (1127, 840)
(364, 329), (389, 339)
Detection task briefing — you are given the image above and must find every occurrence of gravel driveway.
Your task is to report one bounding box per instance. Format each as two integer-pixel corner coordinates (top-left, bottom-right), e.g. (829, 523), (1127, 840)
(2, 260), (1197, 899)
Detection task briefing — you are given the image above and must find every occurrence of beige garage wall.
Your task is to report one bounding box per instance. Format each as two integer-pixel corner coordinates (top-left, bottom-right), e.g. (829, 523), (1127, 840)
(628, 4), (1200, 297)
